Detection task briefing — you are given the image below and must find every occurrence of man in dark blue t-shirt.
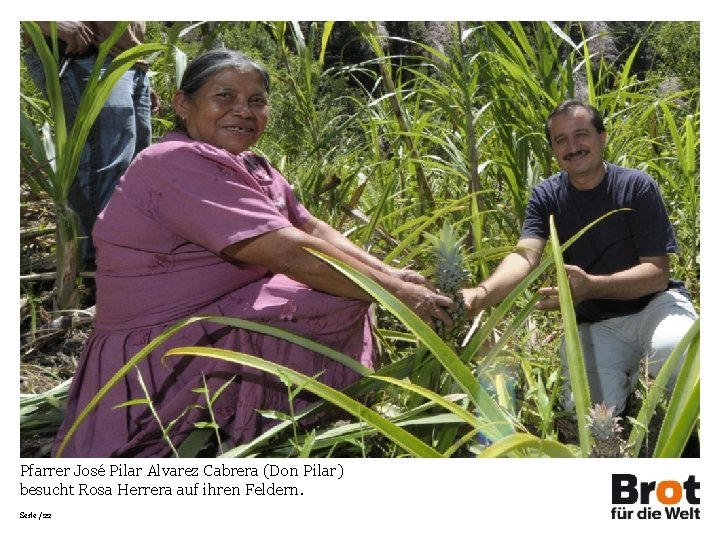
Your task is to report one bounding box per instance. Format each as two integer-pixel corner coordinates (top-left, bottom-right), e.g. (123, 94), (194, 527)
(462, 100), (696, 415)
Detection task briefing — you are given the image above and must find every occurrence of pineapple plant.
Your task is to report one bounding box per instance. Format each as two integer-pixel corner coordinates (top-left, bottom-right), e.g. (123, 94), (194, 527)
(586, 402), (629, 458)
(426, 222), (470, 343)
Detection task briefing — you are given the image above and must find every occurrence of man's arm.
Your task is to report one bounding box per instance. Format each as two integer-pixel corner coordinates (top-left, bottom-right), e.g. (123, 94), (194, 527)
(462, 237), (546, 318)
(536, 255), (670, 310)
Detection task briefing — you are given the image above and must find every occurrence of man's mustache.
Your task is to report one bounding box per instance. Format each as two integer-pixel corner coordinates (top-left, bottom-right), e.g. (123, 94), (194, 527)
(563, 149), (589, 160)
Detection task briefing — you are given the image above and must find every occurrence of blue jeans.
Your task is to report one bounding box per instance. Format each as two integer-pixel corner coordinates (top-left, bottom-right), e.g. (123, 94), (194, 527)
(25, 48), (152, 269)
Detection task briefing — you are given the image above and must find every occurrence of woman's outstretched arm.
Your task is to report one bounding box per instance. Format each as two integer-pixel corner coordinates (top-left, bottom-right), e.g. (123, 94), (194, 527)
(221, 224), (453, 327)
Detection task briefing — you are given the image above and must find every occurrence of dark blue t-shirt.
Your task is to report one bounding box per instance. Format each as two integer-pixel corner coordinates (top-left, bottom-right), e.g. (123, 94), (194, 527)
(521, 163), (685, 323)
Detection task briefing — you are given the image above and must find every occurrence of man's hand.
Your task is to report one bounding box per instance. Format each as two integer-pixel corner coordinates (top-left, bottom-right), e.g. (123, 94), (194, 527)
(461, 285), (488, 319)
(536, 264), (594, 311)
(55, 22), (94, 55)
(150, 89), (160, 114)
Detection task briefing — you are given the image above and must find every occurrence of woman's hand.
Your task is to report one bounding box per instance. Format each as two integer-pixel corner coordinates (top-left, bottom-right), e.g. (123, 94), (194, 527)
(385, 265), (454, 327)
(386, 267), (432, 288)
(396, 282), (454, 328)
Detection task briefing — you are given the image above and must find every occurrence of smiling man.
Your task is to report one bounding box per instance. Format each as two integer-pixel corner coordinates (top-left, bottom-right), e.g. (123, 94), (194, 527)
(462, 100), (697, 421)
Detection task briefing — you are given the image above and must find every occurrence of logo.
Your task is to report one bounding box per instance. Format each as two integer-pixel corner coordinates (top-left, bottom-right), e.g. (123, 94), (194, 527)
(611, 474), (700, 520)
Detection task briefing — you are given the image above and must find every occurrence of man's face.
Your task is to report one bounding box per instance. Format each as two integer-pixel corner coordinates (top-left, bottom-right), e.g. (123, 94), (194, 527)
(548, 107), (607, 189)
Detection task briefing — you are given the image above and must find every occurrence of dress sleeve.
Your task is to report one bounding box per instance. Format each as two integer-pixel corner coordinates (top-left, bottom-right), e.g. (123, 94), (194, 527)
(125, 141), (295, 254)
(261, 158), (313, 227)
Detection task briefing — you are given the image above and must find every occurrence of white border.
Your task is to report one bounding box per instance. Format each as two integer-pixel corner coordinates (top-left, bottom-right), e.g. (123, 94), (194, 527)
(6, 4), (717, 538)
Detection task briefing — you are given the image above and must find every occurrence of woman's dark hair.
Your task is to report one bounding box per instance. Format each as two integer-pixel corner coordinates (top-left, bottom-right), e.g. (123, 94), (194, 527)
(174, 48), (271, 131)
(544, 100), (605, 145)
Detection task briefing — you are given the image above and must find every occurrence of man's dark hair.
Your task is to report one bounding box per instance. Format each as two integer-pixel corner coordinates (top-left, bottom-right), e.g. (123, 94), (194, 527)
(544, 100), (606, 145)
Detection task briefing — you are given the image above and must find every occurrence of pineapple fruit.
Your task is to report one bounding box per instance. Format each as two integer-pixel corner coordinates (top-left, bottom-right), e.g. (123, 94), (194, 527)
(586, 402), (629, 458)
(426, 223), (470, 342)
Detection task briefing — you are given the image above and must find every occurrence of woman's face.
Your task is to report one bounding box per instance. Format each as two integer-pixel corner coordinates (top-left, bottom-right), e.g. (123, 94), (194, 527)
(174, 67), (269, 155)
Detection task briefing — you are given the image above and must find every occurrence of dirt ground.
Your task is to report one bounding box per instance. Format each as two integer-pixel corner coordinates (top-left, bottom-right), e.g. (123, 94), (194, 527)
(20, 194), (95, 457)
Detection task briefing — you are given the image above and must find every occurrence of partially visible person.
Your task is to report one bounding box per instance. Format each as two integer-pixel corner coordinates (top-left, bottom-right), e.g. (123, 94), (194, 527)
(52, 49), (452, 457)
(23, 21), (154, 270)
(462, 100), (697, 416)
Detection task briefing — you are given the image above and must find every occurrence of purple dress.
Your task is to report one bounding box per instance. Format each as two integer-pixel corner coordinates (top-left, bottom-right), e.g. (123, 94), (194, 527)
(52, 132), (375, 457)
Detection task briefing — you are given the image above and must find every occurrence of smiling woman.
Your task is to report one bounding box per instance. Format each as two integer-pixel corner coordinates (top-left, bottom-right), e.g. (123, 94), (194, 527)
(52, 49), (453, 458)
(173, 59), (269, 154)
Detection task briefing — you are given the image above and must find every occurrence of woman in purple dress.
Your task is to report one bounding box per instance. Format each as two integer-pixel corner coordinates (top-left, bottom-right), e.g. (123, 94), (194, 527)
(52, 49), (452, 457)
